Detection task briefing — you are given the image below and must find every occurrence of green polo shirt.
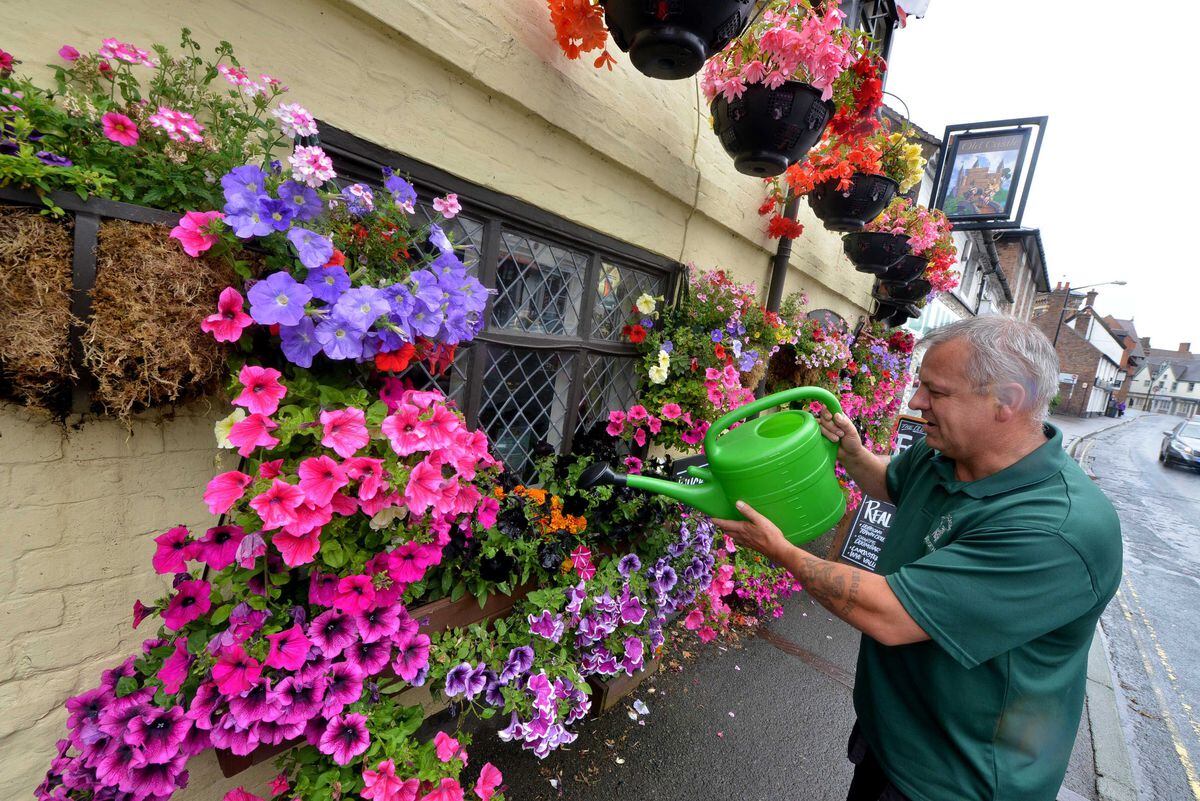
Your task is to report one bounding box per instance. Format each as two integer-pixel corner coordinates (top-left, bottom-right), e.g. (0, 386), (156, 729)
(854, 424), (1122, 801)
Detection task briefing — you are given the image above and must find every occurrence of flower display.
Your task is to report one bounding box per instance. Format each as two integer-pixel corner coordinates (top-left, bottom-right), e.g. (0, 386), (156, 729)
(545, 0), (617, 70)
(865, 197), (960, 293)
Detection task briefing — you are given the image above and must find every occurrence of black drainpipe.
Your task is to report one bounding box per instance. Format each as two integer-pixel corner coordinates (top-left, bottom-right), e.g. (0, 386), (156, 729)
(765, 192), (801, 313)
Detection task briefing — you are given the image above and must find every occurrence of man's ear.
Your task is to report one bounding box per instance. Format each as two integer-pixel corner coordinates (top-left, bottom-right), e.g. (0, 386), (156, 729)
(993, 382), (1028, 421)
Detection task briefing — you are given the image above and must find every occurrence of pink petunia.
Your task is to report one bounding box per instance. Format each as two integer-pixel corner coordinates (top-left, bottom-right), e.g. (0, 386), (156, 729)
(362, 759), (415, 801)
(265, 624), (312, 671)
(320, 407), (369, 458)
(201, 287), (253, 343)
(163, 579), (211, 630)
(381, 404), (427, 456)
(297, 455), (348, 507)
(344, 456), (386, 500)
(212, 645), (262, 696)
(58, 45), (80, 61)
(391, 631), (431, 683)
(268, 775), (290, 796)
(227, 413), (279, 457)
(233, 365), (287, 416)
(404, 459), (445, 515)
(475, 763), (503, 801)
(432, 193), (461, 219)
(284, 499), (333, 536)
(434, 731), (463, 763)
(274, 527), (321, 567)
(258, 459), (284, 479)
(423, 406), (462, 450)
(101, 111), (139, 146)
(421, 778), (465, 801)
(152, 525), (192, 574)
(170, 210), (224, 258)
(683, 609), (705, 630)
(333, 574), (376, 614)
(192, 525), (246, 571)
(475, 496), (499, 529)
(156, 638), (192, 695)
(223, 788), (264, 801)
(235, 531), (266, 569)
(661, 402), (682, 420)
(203, 470), (252, 515)
(249, 479), (306, 530)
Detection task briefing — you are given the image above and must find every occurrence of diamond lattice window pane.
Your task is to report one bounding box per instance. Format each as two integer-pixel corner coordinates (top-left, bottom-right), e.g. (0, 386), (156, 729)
(591, 263), (667, 341)
(403, 345), (473, 411)
(491, 231), (587, 336)
(575, 354), (640, 436)
(478, 346), (576, 473)
(415, 204), (486, 274)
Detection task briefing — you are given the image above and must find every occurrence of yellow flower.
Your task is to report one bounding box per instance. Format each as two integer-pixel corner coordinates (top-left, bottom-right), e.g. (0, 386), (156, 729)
(635, 293), (657, 315)
(214, 408), (246, 449)
(648, 364), (669, 384)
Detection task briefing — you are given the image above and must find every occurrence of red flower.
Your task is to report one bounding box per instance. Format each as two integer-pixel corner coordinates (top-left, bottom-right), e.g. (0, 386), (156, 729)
(374, 343), (416, 373)
(625, 324), (647, 344)
(324, 249), (345, 268)
(757, 197), (777, 217)
(767, 214), (804, 240)
(714, 343), (727, 361)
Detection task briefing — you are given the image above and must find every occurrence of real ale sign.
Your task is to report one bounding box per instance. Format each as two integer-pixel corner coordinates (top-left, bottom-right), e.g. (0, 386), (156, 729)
(838, 416), (926, 572)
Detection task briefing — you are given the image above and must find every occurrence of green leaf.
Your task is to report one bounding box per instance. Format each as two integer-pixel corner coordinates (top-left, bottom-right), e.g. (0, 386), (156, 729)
(246, 593), (267, 611)
(210, 603), (233, 625)
(450, 580), (466, 603)
(115, 676), (141, 698)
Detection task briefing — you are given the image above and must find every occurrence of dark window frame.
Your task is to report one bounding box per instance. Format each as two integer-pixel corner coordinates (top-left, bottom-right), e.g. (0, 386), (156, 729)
(317, 124), (680, 468)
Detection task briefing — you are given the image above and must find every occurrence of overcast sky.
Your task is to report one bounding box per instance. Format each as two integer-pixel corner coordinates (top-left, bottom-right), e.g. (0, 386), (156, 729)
(887, 2), (1197, 349)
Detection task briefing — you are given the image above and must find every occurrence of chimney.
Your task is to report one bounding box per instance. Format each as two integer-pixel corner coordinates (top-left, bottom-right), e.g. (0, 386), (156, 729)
(1181, 342), (1192, 353)
(1143, 337), (1151, 350)
(1085, 290), (1098, 309)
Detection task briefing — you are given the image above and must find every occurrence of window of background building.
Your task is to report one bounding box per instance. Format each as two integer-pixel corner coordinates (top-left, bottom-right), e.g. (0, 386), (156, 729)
(318, 126), (678, 474)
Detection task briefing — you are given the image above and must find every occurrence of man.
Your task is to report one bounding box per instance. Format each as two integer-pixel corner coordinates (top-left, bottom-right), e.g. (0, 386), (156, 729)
(715, 316), (1122, 801)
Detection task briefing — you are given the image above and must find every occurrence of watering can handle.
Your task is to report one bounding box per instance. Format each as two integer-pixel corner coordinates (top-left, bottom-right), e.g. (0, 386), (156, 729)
(704, 386), (843, 454)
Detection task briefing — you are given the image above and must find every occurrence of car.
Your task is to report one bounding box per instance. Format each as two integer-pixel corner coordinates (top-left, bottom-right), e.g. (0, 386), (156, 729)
(1160, 420), (1200, 470)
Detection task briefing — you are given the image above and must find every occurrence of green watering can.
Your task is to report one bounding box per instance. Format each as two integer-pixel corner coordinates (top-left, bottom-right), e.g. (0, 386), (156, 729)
(580, 387), (846, 545)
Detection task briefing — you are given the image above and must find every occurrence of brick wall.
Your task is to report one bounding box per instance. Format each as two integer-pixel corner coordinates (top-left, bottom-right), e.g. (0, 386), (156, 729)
(0, 403), (275, 800)
(1031, 311), (1103, 417)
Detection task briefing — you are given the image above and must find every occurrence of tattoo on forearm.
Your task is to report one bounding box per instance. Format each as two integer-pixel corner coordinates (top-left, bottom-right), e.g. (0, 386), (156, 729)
(839, 572), (862, 617)
(793, 552), (861, 619)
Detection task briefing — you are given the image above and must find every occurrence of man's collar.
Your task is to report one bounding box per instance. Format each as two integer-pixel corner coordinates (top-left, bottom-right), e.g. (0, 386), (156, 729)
(929, 424), (1067, 498)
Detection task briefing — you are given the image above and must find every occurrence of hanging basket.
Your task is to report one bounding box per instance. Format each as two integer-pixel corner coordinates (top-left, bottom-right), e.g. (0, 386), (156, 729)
(874, 277), (932, 305)
(871, 299), (921, 328)
(842, 231), (910, 275)
(808, 173), (898, 232)
(601, 0), (757, 80)
(711, 80), (834, 177)
(877, 254), (928, 285)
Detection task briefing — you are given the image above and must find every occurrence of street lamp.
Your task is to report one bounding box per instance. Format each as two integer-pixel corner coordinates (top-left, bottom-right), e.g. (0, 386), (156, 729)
(1051, 280), (1127, 348)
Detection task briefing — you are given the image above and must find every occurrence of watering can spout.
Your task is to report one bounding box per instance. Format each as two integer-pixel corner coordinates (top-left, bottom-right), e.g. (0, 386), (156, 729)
(578, 462), (738, 520)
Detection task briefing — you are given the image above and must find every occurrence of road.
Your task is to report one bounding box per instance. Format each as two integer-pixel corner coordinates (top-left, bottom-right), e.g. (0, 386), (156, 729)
(1087, 413), (1200, 801)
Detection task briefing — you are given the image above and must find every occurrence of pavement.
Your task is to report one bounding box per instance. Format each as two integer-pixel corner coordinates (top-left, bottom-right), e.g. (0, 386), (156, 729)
(442, 411), (1156, 801)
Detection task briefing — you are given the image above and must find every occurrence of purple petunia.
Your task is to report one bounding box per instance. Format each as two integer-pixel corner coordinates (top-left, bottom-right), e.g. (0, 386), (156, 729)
(221, 165), (268, 208)
(499, 645), (534, 685)
(315, 317), (364, 360)
(280, 317), (321, 367)
(617, 553), (641, 577)
(333, 286), (390, 331)
(36, 150), (72, 167)
(322, 661), (365, 716)
(710, 329), (723, 343)
(247, 271), (312, 326)
(225, 201), (275, 239)
(307, 609), (356, 658)
(276, 179), (323, 221)
(528, 610), (564, 643)
(287, 226), (334, 270)
(428, 223), (453, 255)
(318, 713), (370, 766)
(340, 183), (374, 216)
(444, 662), (486, 699)
(257, 196), (295, 232)
(304, 266), (350, 304)
(382, 168), (417, 213)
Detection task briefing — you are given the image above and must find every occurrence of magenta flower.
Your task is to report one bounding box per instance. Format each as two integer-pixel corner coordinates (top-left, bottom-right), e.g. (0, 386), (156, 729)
(266, 624), (312, 671)
(434, 730), (462, 763)
(212, 645), (262, 696)
(309, 572), (340, 606)
(249, 478), (306, 530)
(528, 611), (564, 643)
(224, 788), (265, 801)
(58, 45), (80, 61)
(320, 407), (369, 458)
(323, 661), (365, 715)
(297, 455), (349, 507)
(203, 470), (252, 516)
(333, 574), (376, 614)
(475, 763), (504, 801)
(269, 774), (290, 796)
(390, 632), (431, 682)
(422, 778), (465, 801)
(235, 531), (266, 568)
(309, 609), (356, 658)
(126, 705), (190, 762)
(101, 111), (139, 147)
(119, 753), (187, 798)
(381, 404), (427, 456)
(227, 412), (279, 457)
(344, 456), (386, 500)
(362, 758), (416, 801)
(152, 525), (192, 574)
(163, 579), (211, 630)
(170, 210), (223, 258)
(274, 527), (321, 567)
(353, 603), (400, 644)
(233, 365), (287, 416)
(132, 598), (153, 629)
(346, 638), (393, 676)
(201, 287), (254, 343)
(319, 713), (370, 765)
(157, 638), (192, 695)
(192, 525), (246, 571)
(403, 459), (445, 515)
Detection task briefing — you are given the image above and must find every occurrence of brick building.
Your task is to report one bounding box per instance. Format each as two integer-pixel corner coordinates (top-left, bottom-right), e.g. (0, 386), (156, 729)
(1031, 285), (1126, 417)
(1102, 316), (1146, 403)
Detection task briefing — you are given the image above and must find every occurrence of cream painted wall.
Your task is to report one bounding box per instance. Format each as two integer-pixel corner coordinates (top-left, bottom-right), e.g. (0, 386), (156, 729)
(2, 3), (881, 797)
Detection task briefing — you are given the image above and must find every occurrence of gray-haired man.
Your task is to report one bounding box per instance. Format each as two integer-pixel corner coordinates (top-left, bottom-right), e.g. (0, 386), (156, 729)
(715, 316), (1122, 801)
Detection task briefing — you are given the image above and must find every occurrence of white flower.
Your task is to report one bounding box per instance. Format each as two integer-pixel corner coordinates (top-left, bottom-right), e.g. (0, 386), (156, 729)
(657, 350), (670, 368)
(635, 293), (657, 315)
(214, 409), (246, 448)
(369, 506), (407, 530)
(648, 364), (669, 385)
(288, 144), (336, 188)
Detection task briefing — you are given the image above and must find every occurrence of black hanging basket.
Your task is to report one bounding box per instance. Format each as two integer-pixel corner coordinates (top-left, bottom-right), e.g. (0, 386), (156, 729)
(601, 0), (757, 80)
(842, 231), (910, 275)
(808, 173), (898, 232)
(871, 299), (921, 328)
(878, 254), (928, 284)
(873, 277), (932, 305)
(710, 81), (834, 177)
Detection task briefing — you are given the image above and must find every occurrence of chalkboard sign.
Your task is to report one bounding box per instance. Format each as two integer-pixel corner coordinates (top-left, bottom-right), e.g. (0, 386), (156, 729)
(670, 454), (709, 486)
(838, 416), (926, 572)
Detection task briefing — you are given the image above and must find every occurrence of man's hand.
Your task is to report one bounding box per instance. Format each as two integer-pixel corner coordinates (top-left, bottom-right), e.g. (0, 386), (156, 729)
(819, 410), (867, 457)
(713, 500), (791, 563)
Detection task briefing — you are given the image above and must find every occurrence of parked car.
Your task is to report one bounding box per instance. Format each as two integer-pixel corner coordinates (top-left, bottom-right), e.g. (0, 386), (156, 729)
(1160, 420), (1200, 470)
